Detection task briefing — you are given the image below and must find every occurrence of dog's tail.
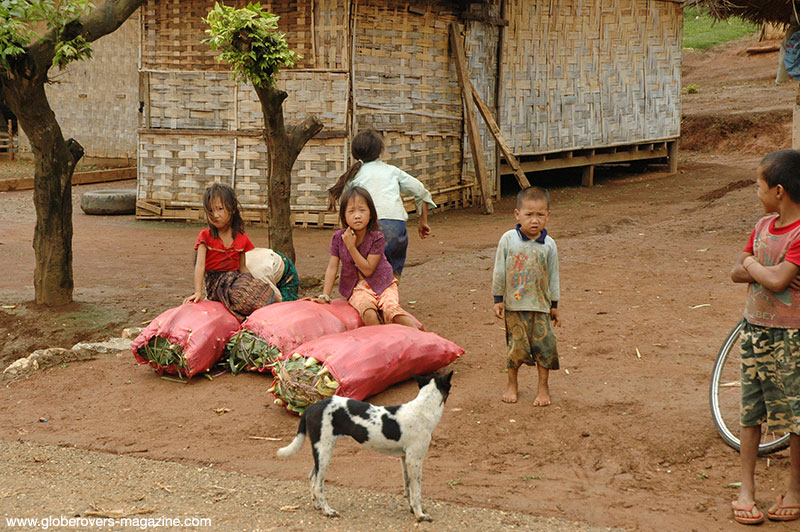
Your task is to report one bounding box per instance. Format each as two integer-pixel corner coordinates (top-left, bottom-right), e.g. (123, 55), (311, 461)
(276, 413), (307, 457)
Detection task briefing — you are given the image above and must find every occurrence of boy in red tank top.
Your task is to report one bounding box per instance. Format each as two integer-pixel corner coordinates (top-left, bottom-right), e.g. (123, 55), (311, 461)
(730, 150), (800, 524)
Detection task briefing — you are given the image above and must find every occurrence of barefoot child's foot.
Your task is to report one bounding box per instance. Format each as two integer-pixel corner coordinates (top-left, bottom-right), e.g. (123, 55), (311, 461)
(502, 382), (518, 403)
(502, 368), (519, 403)
(533, 391), (551, 406)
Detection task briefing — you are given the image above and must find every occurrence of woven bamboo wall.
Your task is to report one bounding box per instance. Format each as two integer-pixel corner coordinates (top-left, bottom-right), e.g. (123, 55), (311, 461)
(138, 131), (345, 224)
(17, 15), (139, 160)
(462, 6), (501, 196)
(141, 0), (315, 71)
(500, 0), (681, 155)
(137, 0), (351, 224)
(145, 70), (348, 132)
(351, 0), (466, 203)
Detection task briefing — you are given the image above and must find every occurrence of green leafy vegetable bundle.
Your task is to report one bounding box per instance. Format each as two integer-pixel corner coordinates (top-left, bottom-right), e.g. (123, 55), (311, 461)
(269, 353), (340, 414)
(224, 328), (282, 374)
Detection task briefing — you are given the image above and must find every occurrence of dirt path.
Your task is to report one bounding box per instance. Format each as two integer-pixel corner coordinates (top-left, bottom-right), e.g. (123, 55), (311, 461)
(0, 440), (618, 532)
(2, 34), (799, 532)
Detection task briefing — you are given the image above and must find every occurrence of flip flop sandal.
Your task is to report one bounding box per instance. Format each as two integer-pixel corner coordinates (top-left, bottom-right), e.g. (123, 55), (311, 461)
(731, 501), (765, 525)
(767, 495), (800, 521)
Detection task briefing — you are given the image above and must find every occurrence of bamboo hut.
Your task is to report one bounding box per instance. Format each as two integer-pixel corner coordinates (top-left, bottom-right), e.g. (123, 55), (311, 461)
(132, 0), (684, 226)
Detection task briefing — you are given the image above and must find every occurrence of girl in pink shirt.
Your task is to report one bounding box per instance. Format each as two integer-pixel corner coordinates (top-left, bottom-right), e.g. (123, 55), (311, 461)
(184, 183), (275, 321)
(315, 187), (417, 328)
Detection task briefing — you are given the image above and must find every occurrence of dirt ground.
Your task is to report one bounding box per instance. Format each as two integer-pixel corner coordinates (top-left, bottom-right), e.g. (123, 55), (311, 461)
(1, 34), (798, 531)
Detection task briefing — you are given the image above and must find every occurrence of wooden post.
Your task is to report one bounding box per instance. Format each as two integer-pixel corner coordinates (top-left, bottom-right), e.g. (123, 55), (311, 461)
(470, 85), (530, 190)
(449, 23), (493, 214)
(667, 140), (679, 174)
(581, 165), (594, 187)
(794, 83), (800, 150)
(7, 119), (13, 161)
(494, 0), (507, 199)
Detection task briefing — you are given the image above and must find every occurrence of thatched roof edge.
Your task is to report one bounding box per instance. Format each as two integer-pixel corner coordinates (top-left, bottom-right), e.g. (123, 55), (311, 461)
(690, 0), (798, 25)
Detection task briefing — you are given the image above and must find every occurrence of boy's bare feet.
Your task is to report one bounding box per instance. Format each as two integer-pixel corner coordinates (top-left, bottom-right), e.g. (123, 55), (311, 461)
(502, 381), (518, 403)
(533, 389), (551, 406)
(534, 366), (551, 406)
(503, 368), (519, 403)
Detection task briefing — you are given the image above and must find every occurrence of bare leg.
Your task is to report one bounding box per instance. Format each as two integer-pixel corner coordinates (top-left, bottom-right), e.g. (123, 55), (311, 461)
(392, 314), (419, 329)
(362, 308), (380, 326)
(533, 365), (551, 406)
(502, 367), (518, 403)
(768, 433), (800, 519)
(734, 425), (762, 522)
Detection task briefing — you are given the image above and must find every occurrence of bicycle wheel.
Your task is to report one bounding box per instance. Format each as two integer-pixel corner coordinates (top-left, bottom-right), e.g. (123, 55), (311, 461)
(710, 319), (790, 455)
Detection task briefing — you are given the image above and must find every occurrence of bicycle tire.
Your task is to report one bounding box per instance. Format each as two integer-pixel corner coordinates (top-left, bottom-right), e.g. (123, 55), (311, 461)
(710, 319), (790, 455)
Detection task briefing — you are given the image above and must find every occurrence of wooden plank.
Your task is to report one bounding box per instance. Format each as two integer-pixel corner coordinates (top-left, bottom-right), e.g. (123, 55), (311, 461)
(470, 84), (530, 190)
(0, 167), (137, 193)
(503, 146), (670, 174)
(449, 23), (493, 214)
(135, 200), (162, 215)
(72, 167), (137, 185)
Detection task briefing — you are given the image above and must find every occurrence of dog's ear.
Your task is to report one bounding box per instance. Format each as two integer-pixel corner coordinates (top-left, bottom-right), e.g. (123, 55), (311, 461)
(411, 372), (432, 388)
(434, 371), (453, 400)
(436, 370), (453, 388)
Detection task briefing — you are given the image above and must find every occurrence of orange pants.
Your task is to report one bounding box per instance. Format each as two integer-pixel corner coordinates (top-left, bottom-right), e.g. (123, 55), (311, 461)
(348, 279), (407, 324)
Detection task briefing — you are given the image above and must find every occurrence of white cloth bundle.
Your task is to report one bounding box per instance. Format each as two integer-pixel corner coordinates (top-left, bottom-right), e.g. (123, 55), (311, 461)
(246, 248), (285, 303)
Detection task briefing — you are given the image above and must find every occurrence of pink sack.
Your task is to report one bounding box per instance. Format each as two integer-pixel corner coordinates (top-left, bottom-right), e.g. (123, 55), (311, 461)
(132, 300), (241, 378)
(243, 299), (362, 355)
(231, 299), (424, 373)
(270, 324), (464, 414)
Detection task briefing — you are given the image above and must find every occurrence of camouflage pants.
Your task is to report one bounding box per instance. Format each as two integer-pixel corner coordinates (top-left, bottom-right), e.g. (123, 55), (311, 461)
(504, 310), (559, 370)
(740, 321), (800, 433)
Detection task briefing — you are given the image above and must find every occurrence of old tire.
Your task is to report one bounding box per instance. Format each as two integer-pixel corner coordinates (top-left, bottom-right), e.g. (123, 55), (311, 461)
(80, 189), (136, 215)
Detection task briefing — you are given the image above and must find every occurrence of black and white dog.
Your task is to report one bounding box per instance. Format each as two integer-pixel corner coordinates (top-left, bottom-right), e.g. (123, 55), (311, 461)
(277, 371), (453, 521)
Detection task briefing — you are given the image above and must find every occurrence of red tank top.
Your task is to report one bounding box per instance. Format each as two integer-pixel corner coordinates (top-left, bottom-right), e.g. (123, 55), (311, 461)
(744, 214), (800, 328)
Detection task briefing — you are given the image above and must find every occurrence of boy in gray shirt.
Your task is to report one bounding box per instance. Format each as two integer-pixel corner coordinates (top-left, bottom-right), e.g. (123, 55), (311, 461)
(492, 187), (561, 405)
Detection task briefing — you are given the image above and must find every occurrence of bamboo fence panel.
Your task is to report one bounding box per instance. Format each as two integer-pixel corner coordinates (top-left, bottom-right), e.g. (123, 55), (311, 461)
(313, 0), (349, 70)
(500, 0), (680, 155)
(237, 71), (348, 132)
(462, 16), (500, 197)
(644, 0), (682, 140)
(137, 132), (346, 224)
(352, 0), (465, 199)
(141, 0), (315, 72)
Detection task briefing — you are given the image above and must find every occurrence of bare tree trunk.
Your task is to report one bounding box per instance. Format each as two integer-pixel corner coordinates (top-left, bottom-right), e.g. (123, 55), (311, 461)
(1, 79), (82, 305)
(254, 84), (323, 264)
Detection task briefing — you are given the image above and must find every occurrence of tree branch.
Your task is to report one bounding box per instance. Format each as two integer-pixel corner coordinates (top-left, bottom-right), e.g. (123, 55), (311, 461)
(28, 0), (145, 72)
(288, 116), (324, 159)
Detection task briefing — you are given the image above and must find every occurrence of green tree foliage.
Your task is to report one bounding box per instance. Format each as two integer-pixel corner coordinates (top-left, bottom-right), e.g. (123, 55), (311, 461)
(0, 0), (94, 71)
(203, 2), (298, 88)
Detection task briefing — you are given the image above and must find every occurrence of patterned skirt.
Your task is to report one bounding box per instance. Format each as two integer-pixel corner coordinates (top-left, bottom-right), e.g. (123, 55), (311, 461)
(204, 270), (276, 322)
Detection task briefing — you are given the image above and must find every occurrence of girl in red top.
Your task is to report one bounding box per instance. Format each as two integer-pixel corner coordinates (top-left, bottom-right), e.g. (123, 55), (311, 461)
(183, 183), (275, 321)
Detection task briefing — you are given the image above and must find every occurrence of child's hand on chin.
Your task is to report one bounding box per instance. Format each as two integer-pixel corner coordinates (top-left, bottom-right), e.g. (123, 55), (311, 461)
(342, 227), (357, 248)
